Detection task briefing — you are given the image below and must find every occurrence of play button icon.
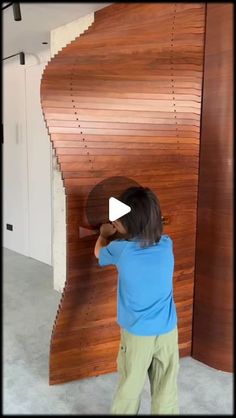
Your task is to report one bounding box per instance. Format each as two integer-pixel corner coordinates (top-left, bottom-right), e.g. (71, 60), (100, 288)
(109, 197), (131, 222)
(85, 176), (141, 230)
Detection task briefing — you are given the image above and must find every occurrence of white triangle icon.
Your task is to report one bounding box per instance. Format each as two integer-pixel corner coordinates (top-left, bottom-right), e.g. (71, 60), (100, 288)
(109, 197), (131, 222)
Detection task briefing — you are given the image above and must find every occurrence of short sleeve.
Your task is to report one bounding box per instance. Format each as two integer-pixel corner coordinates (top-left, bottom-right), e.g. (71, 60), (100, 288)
(98, 240), (127, 267)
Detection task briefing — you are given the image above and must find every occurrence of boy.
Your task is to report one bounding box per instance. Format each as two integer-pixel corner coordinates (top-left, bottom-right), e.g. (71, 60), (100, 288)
(94, 186), (179, 415)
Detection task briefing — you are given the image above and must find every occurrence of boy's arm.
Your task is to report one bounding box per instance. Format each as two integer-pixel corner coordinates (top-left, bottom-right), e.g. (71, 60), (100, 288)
(94, 235), (108, 259)
(94, 223), (117, 259)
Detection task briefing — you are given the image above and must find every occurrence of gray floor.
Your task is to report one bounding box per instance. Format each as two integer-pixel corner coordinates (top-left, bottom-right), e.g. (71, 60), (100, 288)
(3, 247), (233, 415)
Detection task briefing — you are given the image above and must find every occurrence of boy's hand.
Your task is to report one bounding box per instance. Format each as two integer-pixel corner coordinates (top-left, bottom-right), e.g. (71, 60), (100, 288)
(100, 223), (117, 238)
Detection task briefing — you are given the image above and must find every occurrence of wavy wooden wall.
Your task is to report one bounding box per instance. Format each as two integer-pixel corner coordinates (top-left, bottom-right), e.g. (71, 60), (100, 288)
(192, 3), (233, 372)
(40, 3), (206, 385)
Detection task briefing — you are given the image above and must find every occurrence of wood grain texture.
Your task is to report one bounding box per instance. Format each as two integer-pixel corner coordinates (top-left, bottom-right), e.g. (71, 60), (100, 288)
(192, 3), (233, 372)
(40, 3), (206, 384)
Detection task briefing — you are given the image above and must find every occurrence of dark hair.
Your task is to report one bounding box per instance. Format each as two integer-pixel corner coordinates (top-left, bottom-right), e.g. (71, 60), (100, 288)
(118, 186), (163, 247)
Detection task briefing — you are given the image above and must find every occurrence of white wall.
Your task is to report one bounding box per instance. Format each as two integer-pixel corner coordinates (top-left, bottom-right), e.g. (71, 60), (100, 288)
(3, 50), (52, 265)
(50, 13), (94, 292)
(3, 62), (29, 257)
(3, 13), (96, 282)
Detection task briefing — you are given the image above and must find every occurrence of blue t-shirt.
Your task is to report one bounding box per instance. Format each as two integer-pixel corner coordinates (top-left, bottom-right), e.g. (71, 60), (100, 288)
(98, 234), (177, 336)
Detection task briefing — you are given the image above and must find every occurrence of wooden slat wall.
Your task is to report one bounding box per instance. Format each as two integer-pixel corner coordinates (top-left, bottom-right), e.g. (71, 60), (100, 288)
(192, 3), (233, 372)
(40, 3), (206, 385)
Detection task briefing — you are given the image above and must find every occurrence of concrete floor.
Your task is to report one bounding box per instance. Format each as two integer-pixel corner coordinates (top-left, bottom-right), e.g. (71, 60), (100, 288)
(3, 247), (233, 415)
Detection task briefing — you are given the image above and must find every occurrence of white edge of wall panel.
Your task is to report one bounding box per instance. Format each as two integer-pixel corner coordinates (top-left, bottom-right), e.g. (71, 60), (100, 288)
(50, 13), (95, 293)
(25, 50), (53, 266)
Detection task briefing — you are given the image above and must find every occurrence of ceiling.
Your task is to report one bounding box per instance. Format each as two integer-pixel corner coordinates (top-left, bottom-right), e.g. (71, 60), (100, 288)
(3, 2), (112, 58)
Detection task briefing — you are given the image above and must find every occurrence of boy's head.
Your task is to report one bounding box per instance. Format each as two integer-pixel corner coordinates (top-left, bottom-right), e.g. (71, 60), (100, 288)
(112, 186), (163, 247)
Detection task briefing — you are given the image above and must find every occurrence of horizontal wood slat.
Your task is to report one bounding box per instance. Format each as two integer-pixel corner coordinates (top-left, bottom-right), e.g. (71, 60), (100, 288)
(40, 2), (205, 384)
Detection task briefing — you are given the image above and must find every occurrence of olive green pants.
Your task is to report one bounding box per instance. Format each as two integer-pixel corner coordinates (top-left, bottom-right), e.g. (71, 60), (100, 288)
(111, 327), (180, 415)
